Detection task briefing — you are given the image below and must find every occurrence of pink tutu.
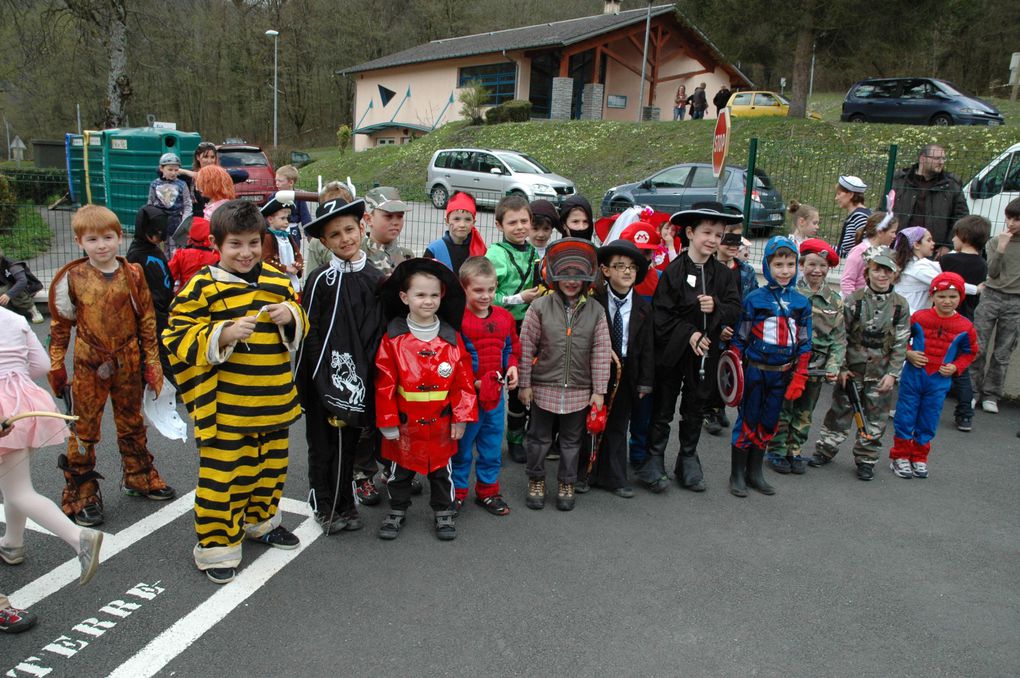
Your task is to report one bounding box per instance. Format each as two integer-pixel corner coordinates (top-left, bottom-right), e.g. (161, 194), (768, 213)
(0, 373), (69, 457)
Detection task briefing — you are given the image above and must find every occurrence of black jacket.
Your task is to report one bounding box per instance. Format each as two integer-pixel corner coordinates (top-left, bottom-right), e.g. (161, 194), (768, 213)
(125, 239), (172, 332)
(593, 288), (655, 397)
(890, 164), (969, 247)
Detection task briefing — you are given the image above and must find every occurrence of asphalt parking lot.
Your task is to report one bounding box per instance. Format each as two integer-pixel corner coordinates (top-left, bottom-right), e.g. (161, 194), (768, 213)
(2, 325), (1018, 678)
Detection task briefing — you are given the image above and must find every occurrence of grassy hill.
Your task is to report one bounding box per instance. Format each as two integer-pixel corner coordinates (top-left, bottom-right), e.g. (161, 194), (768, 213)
(298, 95), (1020, 223)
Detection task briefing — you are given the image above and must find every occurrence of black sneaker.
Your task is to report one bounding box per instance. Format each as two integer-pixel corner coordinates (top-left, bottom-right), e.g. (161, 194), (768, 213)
(807, 453), (832, 468)
(355, 477), (381, 506)
(252, 525), (299, 550)
(339, 509), (363, 531)
(717, 410), (731, 428)
(574, 479), (591, 494)
(73, 503), (104, 527)
(856, 463), (874, 481)
(703, 413), (723, 436)
(0, 605), (37, 633)
(123, 485), (176, 500)
(315, 509), (348, 535)
(956, 417), (972, 433)
(378, 511), (406, 540)
(410, 476), (424, 496)
(206, 567), (235, 585)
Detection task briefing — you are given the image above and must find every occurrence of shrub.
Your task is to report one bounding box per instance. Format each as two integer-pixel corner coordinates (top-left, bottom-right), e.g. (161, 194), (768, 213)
(336, 124), (352, 154)
(0, 168), (67, 205)
(458, 80), (488, 125)
(486, 99), (533, 124)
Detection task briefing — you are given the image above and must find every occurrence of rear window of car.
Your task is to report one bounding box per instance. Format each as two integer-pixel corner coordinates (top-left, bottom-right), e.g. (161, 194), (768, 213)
(218, 150), (269, 168)
(752, 168), (773, 189)
(852, 81), (900, 99)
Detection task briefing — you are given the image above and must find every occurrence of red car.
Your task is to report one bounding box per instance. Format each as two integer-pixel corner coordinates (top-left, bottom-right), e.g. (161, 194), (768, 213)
(216, 143), (276, 205)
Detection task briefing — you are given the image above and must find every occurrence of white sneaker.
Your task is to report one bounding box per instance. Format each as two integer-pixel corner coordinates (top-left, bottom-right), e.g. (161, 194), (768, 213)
(911, 462), (929, 479)
(981, 400), (999, 414)
(29, 307), (44, 324)
(890, 458), (913, 479)
(77, 528), (103, 585)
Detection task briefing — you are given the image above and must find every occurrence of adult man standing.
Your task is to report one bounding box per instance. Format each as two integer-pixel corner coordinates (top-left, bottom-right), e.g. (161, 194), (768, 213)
(689, 83), (708, 120)
(713, 84), (732, 118)
(361, 186), (414, 275)
(891, 144), (969, 257)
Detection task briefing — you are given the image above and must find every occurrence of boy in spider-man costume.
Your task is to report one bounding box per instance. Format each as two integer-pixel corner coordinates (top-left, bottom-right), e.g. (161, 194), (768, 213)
(889, 272), (978, 480)
(728, 236), (812, 497)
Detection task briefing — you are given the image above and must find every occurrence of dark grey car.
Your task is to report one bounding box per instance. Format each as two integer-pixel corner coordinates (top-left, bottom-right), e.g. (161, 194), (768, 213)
(599, 163), (786, 234)
(840, 77), (1003, 126)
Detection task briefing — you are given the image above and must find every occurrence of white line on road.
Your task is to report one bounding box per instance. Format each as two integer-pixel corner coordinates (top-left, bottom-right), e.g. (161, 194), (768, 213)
(105, 515), (322, 678)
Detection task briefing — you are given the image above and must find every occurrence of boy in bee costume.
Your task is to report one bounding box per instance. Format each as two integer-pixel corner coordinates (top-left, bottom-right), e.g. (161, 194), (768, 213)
(163, 200), (307, 584)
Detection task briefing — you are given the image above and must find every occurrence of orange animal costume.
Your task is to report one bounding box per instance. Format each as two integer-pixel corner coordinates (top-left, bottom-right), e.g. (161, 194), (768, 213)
(48, 256), (171, 518)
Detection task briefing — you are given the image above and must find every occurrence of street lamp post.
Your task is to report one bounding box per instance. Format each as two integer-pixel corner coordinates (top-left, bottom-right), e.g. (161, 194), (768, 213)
(265, 29), (279, 148)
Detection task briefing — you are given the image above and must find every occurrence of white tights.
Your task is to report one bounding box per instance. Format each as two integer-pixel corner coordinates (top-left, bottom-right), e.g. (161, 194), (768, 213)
(0, 450), (81, 552)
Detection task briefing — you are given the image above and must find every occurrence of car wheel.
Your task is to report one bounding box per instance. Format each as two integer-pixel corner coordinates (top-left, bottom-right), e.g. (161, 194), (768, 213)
(510, 189), (528, 201)
(848, 114), (866, 123)
(610, 198), (633, 214)
(430, 185), (449, 209)
(930, 113), (953, 127)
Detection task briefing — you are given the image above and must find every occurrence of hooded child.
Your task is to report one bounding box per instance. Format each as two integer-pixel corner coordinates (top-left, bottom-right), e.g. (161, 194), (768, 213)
(638, 202), (742, 494)
(168, 216), (219, 293)
(424, 191), (487, 274)
(557, 195), (595, 241)
(297, 197), (385, 534)
(375, 258), (476, 541)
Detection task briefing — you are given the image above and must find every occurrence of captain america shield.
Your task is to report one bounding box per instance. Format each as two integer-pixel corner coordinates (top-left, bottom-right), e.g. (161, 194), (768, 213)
(717, 349), (744, 407)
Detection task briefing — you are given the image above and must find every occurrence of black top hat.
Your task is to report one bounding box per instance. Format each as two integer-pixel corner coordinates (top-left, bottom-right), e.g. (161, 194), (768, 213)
(597, 239), (650, 284)
(670, 201), (743, 245)
(304, 198), (367, 239)
(379, 257), (466, 331)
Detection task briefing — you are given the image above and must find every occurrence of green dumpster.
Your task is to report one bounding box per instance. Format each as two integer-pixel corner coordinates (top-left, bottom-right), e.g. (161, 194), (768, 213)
(66, 131), (107, 206)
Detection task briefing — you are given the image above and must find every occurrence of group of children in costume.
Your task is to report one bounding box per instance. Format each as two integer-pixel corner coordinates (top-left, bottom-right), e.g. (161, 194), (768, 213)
(2, 168), (1017, 630)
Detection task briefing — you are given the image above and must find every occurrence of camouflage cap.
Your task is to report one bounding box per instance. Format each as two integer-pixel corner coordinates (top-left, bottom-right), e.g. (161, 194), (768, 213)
(864, 245), (898, 274)
(364, 186), (409, 213)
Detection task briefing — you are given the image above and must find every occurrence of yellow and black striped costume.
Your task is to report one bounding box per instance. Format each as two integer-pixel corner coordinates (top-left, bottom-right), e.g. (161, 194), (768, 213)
(163, 263), (307, 570)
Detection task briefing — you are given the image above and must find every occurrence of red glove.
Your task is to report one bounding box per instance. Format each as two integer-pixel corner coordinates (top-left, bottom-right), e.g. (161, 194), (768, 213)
(477, 370), (504, 411)
(784, 371), (807, 401)
(586, 404), (607, 435)
(48, 366), (67, 395)
(144, 363), (163, 397)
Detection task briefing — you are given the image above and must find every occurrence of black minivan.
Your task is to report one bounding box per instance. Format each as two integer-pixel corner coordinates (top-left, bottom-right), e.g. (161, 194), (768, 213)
(841, 77), (1003, 126)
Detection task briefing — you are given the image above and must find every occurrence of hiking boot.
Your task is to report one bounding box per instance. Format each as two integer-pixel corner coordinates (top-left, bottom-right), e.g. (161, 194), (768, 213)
(789, 456), (807, 475)
(355, 477), (381, 506)
(508, 441), (526, 463)
(0, 605), (37, 634)
(807, 452), (832, 468)
(475, 494), (511, 516)
(77, 528), (103, 585)
(956, 417), (973, 432)
(252, 525), (300, 550)
(73, 503), (104, 527)
(378, 510), (406, 540)
(434, 510), (457, 541)
(767, 453), (791, 474)
(0, 542), (26, 565)
(911, 461), (929, 479)
(526, 479), (546, 510)
(556, 482), (575, 511)
(890, 458), (913, 479)
(856, 463), (875, 481)
(123, 485), (175, 500)
(206, 567), (235, 585)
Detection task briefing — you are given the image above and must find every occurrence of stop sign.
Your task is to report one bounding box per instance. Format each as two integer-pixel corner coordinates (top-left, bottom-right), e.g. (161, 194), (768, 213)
(712, 108), (731, 178)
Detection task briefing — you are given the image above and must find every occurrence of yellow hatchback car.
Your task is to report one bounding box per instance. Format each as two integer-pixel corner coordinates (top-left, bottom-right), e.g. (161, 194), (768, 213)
(726, 90), (822, 120)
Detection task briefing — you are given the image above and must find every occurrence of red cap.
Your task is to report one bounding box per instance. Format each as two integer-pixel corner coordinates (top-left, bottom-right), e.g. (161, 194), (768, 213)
(189, 217), (211, 245)
(799, 238), (839, 267)
(619, 221), (661, 250)
(930, 271), (965, 302)
(445, 191), (476, 219)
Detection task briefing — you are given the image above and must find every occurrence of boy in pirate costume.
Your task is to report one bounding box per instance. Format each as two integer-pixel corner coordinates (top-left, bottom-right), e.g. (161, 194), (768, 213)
(261, 194), (305, 294)
(638, 202), (742, 493)
(375, 258), (476, 541)
(297, 197), (384, 534)
(48, 205), (173, 527)
(163, 200), (307, 584)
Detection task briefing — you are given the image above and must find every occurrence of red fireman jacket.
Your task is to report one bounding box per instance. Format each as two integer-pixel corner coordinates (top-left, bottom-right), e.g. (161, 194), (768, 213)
(375, 317), (477, 474)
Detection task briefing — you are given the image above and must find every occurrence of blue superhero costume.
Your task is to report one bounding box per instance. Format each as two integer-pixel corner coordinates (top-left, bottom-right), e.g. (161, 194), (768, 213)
(728, 236), (812, 496)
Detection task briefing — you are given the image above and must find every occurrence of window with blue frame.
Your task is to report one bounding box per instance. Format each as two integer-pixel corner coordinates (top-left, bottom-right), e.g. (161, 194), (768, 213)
(458, 63), (516, 105)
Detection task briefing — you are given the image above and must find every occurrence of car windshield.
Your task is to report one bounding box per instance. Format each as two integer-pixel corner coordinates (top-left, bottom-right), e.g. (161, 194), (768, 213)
(218, 150), (269, 168)
(934, 80), (964, 97)
(499, 152), (550, 174)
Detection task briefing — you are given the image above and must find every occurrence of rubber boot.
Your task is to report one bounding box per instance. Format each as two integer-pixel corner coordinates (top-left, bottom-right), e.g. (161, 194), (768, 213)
(746, 447), (776, 496)
(674, 450), (706, 492)
(636, 454), (669, 493)
(729, 446), (748, 497)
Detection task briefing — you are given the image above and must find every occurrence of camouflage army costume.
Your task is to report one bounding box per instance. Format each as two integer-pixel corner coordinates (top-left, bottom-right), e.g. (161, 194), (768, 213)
(769, 277), (846, 461)
(812, 283), (909, 465)
(361, 236), (414, 277)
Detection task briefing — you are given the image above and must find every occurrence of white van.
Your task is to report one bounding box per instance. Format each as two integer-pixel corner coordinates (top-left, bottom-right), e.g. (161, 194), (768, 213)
(964, 142), (1020, 236)
(426, 148), (576, 210)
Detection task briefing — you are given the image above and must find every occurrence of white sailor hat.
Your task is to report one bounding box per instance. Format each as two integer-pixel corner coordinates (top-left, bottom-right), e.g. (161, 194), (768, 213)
(838, 175), (867, 193)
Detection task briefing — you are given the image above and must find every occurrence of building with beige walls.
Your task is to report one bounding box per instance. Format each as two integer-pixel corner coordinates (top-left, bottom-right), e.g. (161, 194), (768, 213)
(338, 3), (751, 151)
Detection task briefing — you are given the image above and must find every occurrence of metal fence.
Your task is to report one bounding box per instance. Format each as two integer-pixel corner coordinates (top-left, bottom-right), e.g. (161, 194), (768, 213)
(1, 140), (1015, 292)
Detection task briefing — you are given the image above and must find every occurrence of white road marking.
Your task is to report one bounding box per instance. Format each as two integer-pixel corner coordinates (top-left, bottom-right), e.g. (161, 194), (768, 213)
(105, 515), (322, 678)
(9, 490), (196, 608)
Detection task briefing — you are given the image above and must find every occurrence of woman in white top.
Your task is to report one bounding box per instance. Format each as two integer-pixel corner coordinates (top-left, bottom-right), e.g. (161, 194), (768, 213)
(893, 226), (978, 314)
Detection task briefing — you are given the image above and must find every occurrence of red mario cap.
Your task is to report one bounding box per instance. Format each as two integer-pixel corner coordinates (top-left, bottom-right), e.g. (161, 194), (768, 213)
(799, 238), (839, 267)
(930, 271), (965, 302)
(619, 221), (661, 250)
(445, 191), (476, 219)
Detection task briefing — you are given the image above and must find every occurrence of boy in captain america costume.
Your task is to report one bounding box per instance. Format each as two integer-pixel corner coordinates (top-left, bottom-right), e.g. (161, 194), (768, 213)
(889, 272), (978, 479)
(727, 236), (812, 497)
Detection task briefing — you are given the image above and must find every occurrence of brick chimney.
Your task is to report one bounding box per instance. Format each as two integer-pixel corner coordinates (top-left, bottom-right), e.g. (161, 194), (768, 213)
(603, 1), (621, 14)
